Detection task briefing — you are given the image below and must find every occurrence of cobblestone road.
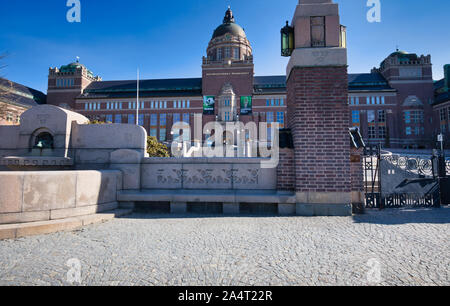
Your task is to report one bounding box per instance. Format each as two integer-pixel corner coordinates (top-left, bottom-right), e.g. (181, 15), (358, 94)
(0, 208), (449, 286)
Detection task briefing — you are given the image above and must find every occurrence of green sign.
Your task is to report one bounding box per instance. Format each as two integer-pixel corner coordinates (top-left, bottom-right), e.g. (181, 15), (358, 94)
(203, 96), (215, 115)
(240, 96), (252, 115)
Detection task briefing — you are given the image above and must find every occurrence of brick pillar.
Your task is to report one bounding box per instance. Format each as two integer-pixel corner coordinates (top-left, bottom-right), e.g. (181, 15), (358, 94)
(286, 0), (352, 216)
(277, 148), (295, 191)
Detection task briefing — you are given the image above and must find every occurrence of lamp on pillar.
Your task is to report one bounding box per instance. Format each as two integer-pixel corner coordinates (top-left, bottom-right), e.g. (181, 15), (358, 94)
(281, 21), (295, 57)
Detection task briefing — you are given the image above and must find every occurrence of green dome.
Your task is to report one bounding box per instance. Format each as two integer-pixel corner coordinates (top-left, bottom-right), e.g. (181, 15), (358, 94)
(60, 62), (83, 72)
(389, 50), (418, 61)
(212, 7), (246, 39)
(212, 23), (246, 39)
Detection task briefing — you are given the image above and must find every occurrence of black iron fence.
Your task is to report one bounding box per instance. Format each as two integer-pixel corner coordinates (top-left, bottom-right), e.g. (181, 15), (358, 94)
(363, 145), (449, 209)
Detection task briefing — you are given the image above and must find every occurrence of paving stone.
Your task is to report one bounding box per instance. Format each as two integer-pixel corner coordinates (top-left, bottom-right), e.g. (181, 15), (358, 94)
(0, 207), (448, 286)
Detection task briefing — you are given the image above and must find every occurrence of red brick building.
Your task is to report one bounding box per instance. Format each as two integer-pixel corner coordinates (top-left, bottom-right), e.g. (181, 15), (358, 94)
(45, 8), (440, 149)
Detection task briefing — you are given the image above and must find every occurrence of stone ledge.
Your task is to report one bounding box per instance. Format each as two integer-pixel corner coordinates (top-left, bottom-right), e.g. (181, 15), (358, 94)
(118, 189), (296, 204)
(0, 209), (132, 240)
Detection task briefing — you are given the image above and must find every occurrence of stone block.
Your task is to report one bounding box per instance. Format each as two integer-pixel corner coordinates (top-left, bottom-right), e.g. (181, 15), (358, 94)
(141, 163), (182, 189)
(76, 171), (118, 206)
(0, 172), (24, 214)
(297, 203), (352, 217)
(232, 163), (276, 190)
(0, 211), (50, 225)
(50, 202), (118, 220)
(15, 219), (83, 238)
(278, 204), (296, 216)
(296, 204), (314, 217)
(223, 202), (240, 215)
(182, 163), (232, 190)
(110, 149), (142, 190)
(170, 202), (187, 214)
(22, 172), (76, 212)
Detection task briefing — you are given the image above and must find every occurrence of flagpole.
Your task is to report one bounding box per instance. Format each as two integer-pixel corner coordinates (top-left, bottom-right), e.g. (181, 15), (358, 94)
(136, 68), (139, 125)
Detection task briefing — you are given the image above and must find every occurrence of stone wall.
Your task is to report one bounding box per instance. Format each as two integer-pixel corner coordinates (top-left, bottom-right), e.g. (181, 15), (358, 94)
(140, 157), (276, 190)
(0, 170), (122, 225)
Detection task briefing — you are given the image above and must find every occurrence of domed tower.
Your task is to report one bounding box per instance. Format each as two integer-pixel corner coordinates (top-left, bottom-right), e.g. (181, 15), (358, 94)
(202, 7), (254, 122)
(47, 59), (101, 110)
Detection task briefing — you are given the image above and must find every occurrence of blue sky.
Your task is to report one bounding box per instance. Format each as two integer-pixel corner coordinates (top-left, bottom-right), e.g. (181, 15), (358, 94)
(0, 0), (448, 93)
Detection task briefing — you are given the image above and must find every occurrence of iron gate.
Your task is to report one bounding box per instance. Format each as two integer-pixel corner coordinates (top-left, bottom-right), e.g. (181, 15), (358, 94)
(363, 145), (449, 209)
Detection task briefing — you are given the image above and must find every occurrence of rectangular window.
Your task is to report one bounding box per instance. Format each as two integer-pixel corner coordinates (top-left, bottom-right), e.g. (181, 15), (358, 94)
(182, 100), (186, 108)
(106, 115), (113, 123)
(404, 111), (411, 124)
(115, 115), (122, 124)
(276, 112), (285, 128)
(217, 48), (222, 60)
(411, 110), (424, 124)
(376, 97), (380, 104)
(371, 97), (375, 105)
(378, 110), (386, 123)
(150, 128), (157, 138)
(414, 126), (420, 136)
(267, 112), (274, 123)
(128, 114), (135, 125)
(138, 114), (144, 126)
(173, 113), (181, 124)
(183, 113), (190, 124)
(368, 126), (376, 139)
(233, 47), (239, 59)
(280, 98), (284, 106)
(355, 97), (359, 105)
(406, 127), (412, 135)
(378, 126), (386, 139)
(187, 100), (190, 108)
(366, 97), (370, 105)
(271, 99), (274, 106)
(225, 47), (231, 58)
(160, 114), (167, 126)
(310, 16), (325, 47)
(381, 97), (385, 104)
(159, 129), (166, 142)
(266, 99), (270, 107)
(352, 110), (360, 125)
(440, 109), (447, 122)
(367, 110), (375, 124)
(150, 114), (158, 126)
(85, 103), (88, 110)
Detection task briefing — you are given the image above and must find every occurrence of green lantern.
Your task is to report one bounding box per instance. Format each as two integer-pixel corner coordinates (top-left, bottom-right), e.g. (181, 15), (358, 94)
(281, 21), (294, 57)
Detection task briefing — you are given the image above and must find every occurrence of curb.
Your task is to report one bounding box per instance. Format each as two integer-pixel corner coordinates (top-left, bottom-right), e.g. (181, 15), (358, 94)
(0, 209), (133, 240)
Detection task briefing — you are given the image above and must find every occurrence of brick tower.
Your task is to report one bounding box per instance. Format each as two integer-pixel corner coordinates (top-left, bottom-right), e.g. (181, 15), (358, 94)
(47, 59), (101, 110)
(286, 0), (351, 216)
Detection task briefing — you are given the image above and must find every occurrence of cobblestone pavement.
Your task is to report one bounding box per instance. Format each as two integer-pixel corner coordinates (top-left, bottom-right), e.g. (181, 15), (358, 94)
(0, 207), (449, 286)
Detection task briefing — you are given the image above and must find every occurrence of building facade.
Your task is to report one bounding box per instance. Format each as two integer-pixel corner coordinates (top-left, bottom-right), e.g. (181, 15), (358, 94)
(432, 65), (450, 148)
(45, 8), (442, 149)
(0, 78), (46, 126)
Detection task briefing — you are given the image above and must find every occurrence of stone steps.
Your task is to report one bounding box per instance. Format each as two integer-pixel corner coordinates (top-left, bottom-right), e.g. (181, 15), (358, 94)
(0, 209), (132, 240)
